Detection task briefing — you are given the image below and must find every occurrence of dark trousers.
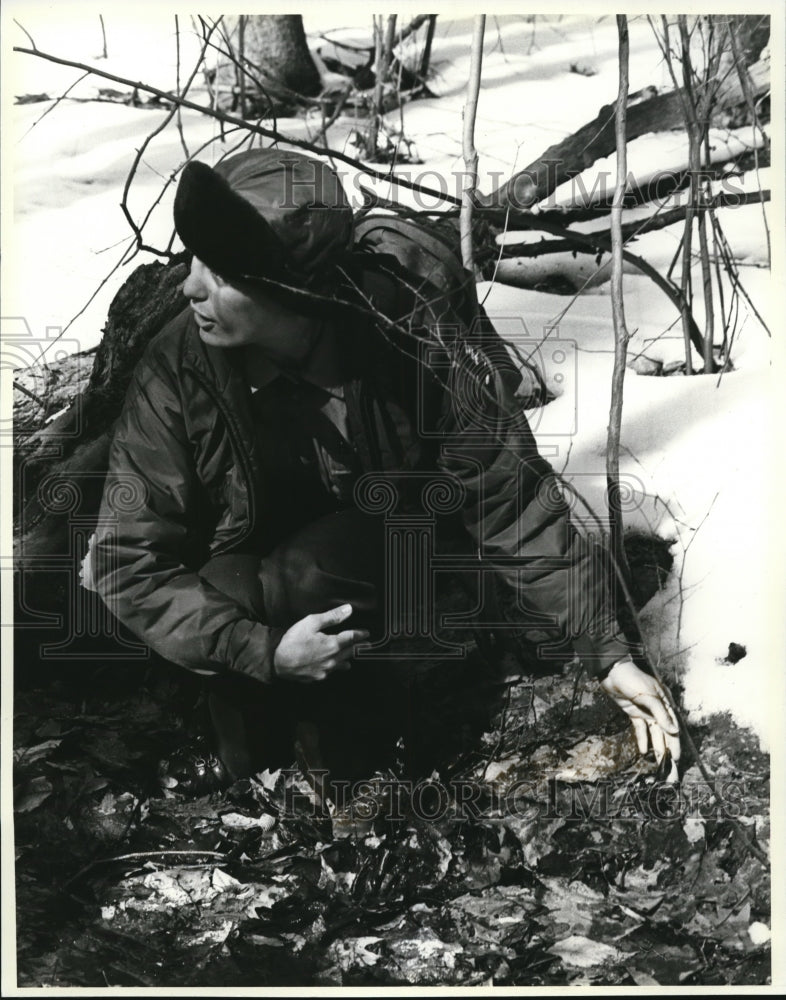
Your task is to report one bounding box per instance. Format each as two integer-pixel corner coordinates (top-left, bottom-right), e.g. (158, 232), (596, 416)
(198, 509), (401, 780)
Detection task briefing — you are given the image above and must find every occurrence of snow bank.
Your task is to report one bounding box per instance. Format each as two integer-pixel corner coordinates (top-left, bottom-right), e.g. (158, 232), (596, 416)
(480, 277), (776, 745)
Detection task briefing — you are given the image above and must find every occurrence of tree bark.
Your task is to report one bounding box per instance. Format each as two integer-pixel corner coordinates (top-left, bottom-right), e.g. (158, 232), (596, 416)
(214, 14), (322, 112)
(243, 15), (321, 95)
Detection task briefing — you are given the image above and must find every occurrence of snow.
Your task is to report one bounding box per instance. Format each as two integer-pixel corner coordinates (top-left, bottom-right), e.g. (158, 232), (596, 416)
(4, 11), (782, 746)
(480, 279), (777, 743)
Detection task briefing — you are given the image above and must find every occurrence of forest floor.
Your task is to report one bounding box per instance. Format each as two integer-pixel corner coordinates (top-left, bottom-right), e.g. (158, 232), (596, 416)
(14, 565), (771, 988)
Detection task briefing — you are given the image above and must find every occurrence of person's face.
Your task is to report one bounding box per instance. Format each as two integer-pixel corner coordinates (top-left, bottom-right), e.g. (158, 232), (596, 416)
(182, 257), (318, 364)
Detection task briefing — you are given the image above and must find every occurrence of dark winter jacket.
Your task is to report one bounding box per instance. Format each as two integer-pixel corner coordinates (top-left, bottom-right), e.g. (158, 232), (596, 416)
(93, 262), (629, 684)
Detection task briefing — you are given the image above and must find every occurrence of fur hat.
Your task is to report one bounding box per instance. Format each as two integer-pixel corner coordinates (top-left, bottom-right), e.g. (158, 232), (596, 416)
(174, 148), (354, 287)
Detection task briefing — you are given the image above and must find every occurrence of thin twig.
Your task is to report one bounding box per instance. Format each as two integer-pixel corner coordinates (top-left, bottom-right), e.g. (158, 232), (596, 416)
(419, 15), (437, 83)
(237, 14), (246, 119)
(34, 240), (135, 362)
(18, 71), (91, 141)
(309, 86), (352, 147)
(12, 44), (462, 207)
(98, 14), (107, 59)
(203, 16), (289, 122)
(682, 16), (718, 373)
(173, 15), (189, 159)
(120, 19), (222, 256)
(706, 202), (771, 339)
(63, 849), (227, 889)
(397, 14), (432, 46)
(13, 379), (47, 409)
(495, 220), (708, 360)
(606, 14), (633, 582)
(460, 15), (485, 271)
(479, 203), (511, 307)
(727, 25), (771, 265)
(13, 18), (37, 50)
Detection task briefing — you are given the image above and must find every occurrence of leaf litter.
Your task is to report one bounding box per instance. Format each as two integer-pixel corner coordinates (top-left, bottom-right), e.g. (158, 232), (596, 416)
(13, 652), (771, 988)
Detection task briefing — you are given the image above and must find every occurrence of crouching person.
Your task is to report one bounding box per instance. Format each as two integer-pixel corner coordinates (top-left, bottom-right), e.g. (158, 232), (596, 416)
(90, 148), (680, 793)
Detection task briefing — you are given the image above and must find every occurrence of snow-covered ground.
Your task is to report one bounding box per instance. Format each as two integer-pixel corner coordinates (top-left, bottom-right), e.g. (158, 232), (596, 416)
(4, 11), (782, 745)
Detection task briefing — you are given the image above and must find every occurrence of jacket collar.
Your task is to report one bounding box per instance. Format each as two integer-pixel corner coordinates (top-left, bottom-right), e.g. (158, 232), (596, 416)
(181, 310), (243, 395)
(179, 312), (261, 482)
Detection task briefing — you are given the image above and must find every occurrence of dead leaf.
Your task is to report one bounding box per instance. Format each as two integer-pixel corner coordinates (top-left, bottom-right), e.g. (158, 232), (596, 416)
(211, 867), (242, 892)
(325, 935), (382, 973)
(254, 768), (283, 792)
(34, 719), (63, 739)
(14, 740), (62, 766)
(448, 885), (538, 946)
(220, 811), (276, 832)
(504, 812), (566, 867)
(554, 731), (639, 782)
(540, 876), (605, 937)
(549, 934), (630, 969)
(83, 775), (110, 794)
(626, 965), (660, 985)
(15, 776), (53, 812)
(97, 792), (117, 815)
(382, 927), (464, 984)
(683, 817), (705, 844)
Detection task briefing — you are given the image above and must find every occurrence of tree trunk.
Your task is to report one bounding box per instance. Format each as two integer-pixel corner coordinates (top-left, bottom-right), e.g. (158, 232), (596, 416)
(214, 14), (322, 112)
(243, 15), (321, 95)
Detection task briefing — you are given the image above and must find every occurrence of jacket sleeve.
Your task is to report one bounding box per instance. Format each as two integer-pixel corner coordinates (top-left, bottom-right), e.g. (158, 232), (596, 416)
(92, 351), (279, 683)
(434, 343), (632, 677)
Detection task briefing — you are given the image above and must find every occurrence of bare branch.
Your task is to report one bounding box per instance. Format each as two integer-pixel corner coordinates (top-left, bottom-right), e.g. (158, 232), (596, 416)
(397, 14), (432, 45)
(119, 19), (223, 257)
(19, 71), (91, 140)
(727, 25), (771, 264)
(491, 215), (709, 359)
(173, 15), (189, 159)
(460, 15), (485, 271)
(13, 18), (37, 50)
(12, 44), (462, 207)
(606, 15), (633, 583)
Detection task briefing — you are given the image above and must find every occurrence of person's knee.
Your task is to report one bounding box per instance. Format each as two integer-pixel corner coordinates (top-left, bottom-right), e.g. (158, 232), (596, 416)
(264, 510), (384, 626)
(199, 553), (267, 619)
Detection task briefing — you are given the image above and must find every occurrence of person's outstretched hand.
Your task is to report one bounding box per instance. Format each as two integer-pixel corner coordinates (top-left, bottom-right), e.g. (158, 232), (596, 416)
(600, 657), (681, 781)
(273, 604), (370, 682)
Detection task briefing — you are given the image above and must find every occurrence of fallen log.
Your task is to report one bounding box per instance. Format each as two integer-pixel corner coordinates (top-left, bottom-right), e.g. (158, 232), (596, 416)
(494, 189), (771, 259)
(479, 16), (769, 214)
(15, 255), (188, 562)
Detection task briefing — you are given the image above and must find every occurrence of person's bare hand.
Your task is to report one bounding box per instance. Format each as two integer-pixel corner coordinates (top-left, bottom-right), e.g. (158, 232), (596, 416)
(600, 657), (681, 781)
(273, 604), (369, 682)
